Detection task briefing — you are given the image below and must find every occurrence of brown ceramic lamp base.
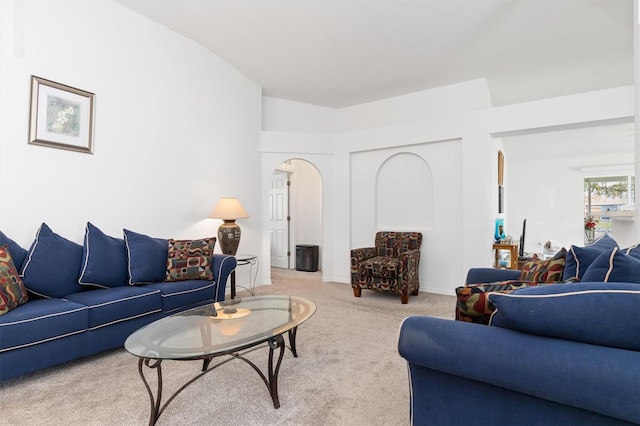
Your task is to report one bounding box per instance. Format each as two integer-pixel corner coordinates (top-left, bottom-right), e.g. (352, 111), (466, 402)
(218, 220), (241, 255)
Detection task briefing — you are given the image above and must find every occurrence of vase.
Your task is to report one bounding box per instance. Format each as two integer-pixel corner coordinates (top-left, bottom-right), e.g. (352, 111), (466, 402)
(494, 219), (501, 242)
(586, 228), (595, 240)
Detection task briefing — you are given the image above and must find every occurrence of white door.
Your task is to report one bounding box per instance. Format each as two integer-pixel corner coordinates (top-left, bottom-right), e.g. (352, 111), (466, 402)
(270, 171), (290, 268)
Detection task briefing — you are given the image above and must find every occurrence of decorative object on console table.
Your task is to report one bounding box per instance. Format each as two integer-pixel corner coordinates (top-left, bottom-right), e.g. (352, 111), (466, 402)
(209, 197), (249, 255)
(584, 215), (598, 243)
(28, 76), (95, 154)
(494, 218), (505, 242)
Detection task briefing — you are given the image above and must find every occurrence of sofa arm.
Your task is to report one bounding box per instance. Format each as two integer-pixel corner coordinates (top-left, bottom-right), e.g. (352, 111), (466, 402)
(466, 267), (520, 284)
(398, 316), (640, 424)
(212, 254), (236, 301)
(351, 247), (376, 264)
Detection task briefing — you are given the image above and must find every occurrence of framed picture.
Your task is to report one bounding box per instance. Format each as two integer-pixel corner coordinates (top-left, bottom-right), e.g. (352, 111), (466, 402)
(28, 76), (95, 154)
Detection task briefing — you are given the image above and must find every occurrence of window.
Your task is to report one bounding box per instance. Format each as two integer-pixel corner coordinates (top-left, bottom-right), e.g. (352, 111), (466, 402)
(584, 175), (635, 242)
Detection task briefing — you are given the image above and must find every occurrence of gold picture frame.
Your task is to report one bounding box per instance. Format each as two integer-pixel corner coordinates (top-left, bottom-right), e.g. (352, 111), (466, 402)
(28, 76), (95, 154)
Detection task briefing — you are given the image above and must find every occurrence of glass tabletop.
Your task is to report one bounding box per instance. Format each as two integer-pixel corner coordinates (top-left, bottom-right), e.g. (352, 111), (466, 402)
(124, 295), (316, 360)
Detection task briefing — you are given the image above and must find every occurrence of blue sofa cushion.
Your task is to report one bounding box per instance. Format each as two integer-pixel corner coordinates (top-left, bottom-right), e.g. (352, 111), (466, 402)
(0, 230), (27, 271)
(65, 286), (162, 329)
(123, 229), (168, 285)
(581, 247), (640, 283)
(488, 282), (640, 351)
(78, 223), (129, 289)
(21, 223), (83, 298)
(623, 243), (640, 260)
(562, 234), (618, 281)
(144, 280), (218, 313)
(0, 298), (88, 351)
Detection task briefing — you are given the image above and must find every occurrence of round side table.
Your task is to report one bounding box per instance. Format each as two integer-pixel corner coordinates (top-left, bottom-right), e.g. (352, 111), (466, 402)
(230, 253), (259, 298)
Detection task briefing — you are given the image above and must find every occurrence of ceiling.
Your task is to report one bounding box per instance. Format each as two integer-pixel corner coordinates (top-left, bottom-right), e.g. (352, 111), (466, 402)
(114, 0), (634, 108)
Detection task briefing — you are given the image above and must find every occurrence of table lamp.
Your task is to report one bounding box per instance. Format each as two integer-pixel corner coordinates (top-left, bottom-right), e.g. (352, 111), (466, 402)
(209, 197), (249, 255)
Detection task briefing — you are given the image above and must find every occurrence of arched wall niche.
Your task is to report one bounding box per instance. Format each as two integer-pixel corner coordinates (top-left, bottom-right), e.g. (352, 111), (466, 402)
(376, 152), (433, 231)
(350, 139), (461, 294)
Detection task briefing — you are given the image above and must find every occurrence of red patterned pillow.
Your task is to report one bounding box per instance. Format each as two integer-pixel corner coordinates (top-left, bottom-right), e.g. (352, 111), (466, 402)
(0, 244), (29, 316)
(165, 237), (216, 282)
(518, 248), (567, 283)
(455, 280), (545, 325)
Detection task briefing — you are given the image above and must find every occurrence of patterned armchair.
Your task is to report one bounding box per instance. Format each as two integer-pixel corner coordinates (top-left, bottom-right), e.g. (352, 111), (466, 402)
(351, 231), (422, 304)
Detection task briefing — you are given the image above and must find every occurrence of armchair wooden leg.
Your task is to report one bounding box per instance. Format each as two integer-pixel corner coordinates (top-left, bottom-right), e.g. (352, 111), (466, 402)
(352, 287), (361, 298)
(401, 292), (409, 304)
(411, 288), (419, 296)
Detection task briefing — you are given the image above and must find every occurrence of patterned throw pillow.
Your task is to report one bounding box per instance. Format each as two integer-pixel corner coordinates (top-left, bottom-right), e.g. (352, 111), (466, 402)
(165, 237), (216, 282)
(518, 248), (567, 283)
(455, 280), (546, 325)
(0, 231), (28, 272)
(0, 245), (29, 316)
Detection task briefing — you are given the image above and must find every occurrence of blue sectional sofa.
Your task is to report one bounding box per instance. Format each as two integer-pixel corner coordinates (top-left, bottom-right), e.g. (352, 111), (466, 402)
(398, 236), (640, 425)
(0, 223), (236, 381)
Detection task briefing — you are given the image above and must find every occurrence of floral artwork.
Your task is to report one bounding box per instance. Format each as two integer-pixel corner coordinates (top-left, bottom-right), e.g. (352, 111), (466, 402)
(46, 95), (81, 136)
(28, 76), (94, 154)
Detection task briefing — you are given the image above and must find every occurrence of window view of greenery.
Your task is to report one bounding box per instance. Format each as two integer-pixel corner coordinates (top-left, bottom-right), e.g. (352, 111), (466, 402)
(584, 175), (635, 242)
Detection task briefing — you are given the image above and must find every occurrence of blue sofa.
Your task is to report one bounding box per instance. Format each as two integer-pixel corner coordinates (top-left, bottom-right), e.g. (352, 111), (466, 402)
(0, 223), (236, 382)
(398, 236), (640, 425)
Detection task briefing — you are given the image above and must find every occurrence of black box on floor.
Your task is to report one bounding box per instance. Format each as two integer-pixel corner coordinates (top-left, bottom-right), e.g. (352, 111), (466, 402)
(296, 244), (319, 272)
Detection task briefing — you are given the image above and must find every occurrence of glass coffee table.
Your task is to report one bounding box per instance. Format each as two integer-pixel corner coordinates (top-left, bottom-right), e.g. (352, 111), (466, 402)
(124, 295), (316, 425)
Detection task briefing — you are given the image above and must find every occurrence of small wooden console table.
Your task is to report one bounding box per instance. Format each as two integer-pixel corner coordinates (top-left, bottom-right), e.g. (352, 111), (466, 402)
(493, 243), (518, 270)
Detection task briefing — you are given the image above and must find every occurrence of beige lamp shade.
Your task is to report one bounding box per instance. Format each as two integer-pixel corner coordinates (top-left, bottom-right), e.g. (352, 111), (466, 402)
(209, 197), (249, 220)
(209, 197), (249, 255)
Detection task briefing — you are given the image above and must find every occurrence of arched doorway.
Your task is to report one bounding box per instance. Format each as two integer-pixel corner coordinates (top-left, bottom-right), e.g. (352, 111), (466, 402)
(269, 159), (323, 270)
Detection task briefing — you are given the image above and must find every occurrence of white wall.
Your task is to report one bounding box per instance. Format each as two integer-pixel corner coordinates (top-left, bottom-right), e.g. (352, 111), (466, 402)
(504, 124), (635, 253)
(350, 142), (462, 294)
(263, 97), (337, 134)
(262, 84), (635, 295)
(335, 79), (494, 132)
(376, 153), (433, 231)
(635, 0), (640, 238)
(262, 79), (493, 134)
(3, 1), (636, 297)
(0, 1), (262, 277)
(262, 80), (495, 292)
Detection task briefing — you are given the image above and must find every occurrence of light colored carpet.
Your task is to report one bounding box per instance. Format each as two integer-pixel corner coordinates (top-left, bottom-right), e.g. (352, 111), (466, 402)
(0, 269), (455, 426)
